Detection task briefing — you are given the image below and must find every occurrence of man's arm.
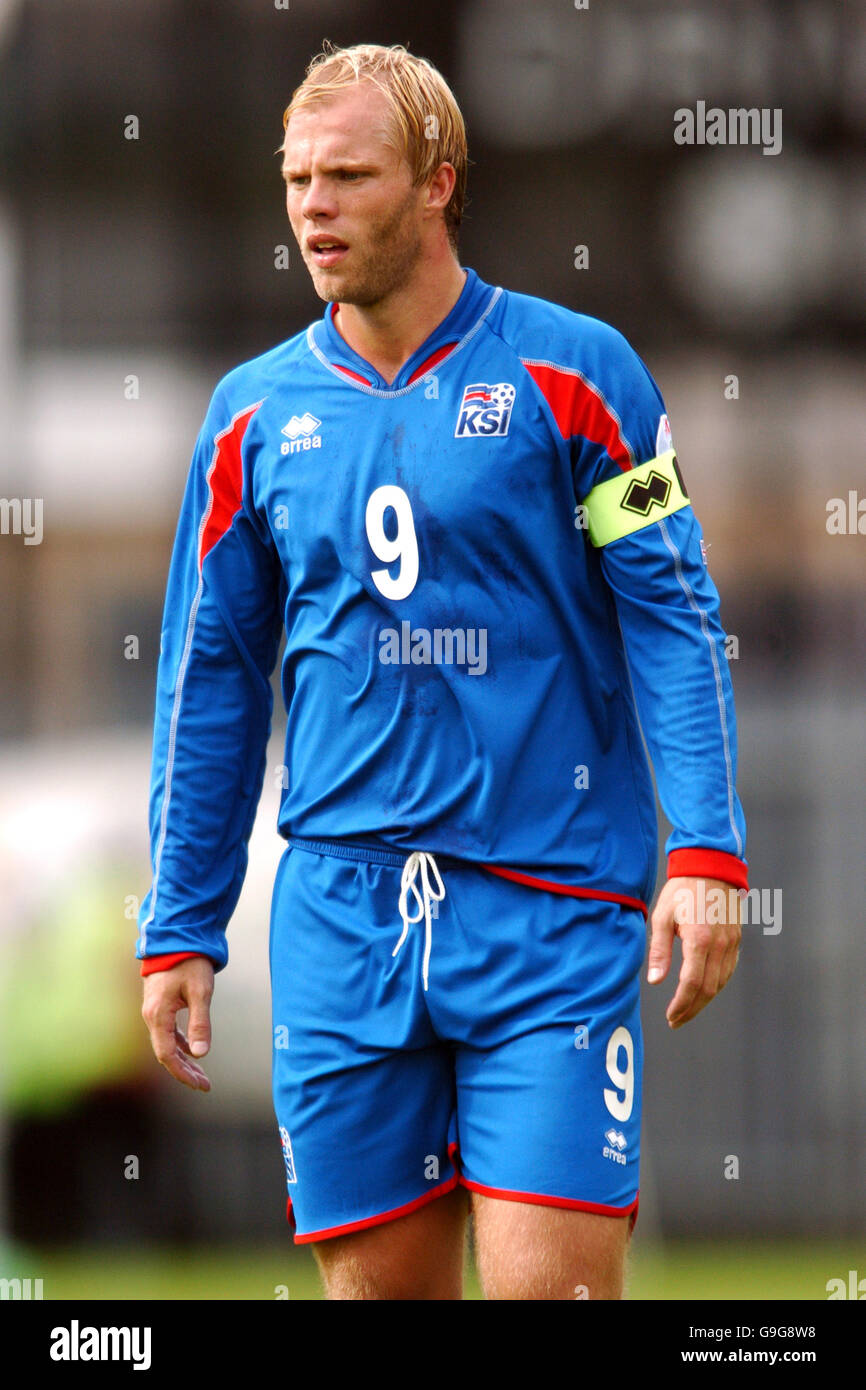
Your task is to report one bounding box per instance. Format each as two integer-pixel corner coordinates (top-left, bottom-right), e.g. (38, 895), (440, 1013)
(594, 489), (746, 1025)
(570, 328), (747, 1024)
(137, 384), (283, 1079)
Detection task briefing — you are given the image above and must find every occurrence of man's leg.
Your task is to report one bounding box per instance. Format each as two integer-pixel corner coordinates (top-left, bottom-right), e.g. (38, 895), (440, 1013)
(471, 1192), (631, 1300)
(271, 847), (463, 1276)
(312, 1186), (469, 1300)
(433, 872), (646, 1302)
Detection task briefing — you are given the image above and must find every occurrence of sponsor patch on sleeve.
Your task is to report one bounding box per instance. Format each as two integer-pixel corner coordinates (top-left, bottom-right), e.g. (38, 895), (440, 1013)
(655, 412), (673, 455)
(583, 448), (690, 547)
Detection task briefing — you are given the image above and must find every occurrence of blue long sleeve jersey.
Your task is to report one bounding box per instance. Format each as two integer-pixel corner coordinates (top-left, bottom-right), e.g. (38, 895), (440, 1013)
(137, 267), (747, 970)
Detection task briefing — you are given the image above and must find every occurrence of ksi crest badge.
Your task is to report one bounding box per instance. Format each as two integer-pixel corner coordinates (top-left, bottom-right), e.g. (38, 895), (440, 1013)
(279, 1125), (297, 1185)
(454, 382), (516, 437)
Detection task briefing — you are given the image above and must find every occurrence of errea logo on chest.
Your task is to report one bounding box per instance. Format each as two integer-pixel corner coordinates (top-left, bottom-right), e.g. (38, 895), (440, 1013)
(281, 413), (322, 454)
(454, 382), (516, 437)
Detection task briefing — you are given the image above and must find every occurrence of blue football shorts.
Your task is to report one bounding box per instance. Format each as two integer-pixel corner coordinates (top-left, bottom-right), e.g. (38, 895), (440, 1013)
(269, 838), (646, 1244)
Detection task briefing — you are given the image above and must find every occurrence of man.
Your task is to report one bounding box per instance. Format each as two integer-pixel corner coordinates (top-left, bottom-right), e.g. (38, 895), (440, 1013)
(138, 42), (746, 1300)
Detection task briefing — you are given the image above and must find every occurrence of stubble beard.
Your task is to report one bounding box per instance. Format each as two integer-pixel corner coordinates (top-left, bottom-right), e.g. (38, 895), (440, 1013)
(302, 187), (425, 308)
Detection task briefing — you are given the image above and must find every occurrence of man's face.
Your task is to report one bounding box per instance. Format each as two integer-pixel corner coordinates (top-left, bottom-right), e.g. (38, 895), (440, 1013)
(282, 83), (428, 307)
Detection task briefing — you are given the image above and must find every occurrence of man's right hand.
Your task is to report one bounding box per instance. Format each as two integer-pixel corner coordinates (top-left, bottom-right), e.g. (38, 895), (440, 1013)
(141, 956), (215, 1091)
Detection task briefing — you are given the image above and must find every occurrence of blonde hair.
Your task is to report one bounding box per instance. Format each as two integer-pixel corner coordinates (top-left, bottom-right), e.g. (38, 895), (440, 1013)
(282, 42), (468, 247)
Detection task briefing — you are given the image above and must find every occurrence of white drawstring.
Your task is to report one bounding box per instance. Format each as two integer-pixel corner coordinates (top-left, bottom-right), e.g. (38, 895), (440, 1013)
(392, 851), (445, 991)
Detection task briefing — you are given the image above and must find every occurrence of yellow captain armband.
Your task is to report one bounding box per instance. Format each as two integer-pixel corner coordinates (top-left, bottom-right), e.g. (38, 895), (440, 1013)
(583, 448), (690, 548)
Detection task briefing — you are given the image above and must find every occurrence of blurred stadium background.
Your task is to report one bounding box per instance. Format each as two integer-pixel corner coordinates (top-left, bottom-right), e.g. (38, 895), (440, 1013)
(0, 0), (864, 1300)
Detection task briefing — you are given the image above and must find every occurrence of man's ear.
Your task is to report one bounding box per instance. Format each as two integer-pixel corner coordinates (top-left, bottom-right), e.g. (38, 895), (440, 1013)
(424, 161), (457, 216)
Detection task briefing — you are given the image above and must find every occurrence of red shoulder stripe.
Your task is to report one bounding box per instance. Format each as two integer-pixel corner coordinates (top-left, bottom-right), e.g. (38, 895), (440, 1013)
(199, 401), (262, 569)
(521, 359), (634, 471)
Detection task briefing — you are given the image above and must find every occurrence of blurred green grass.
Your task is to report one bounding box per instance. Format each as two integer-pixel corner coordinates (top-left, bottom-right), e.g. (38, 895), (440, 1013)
(6, 1240), (860, 1300)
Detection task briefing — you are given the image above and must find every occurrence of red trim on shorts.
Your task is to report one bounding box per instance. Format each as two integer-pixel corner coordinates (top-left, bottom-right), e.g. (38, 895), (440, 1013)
(461, 1177), (639, 1224)
(291, 1172), (460, 1245)
(480, 865), (648, 918)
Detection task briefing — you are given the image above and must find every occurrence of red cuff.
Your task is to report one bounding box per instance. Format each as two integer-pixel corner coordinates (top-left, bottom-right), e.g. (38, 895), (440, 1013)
(140, 951), (207, 977)
(667, 849), (748, 891)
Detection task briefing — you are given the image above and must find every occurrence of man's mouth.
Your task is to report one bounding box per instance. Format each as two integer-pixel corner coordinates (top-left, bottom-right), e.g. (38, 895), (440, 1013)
(307, 235), (349, 267)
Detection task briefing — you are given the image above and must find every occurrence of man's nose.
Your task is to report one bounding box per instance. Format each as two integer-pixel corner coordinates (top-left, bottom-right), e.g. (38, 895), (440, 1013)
(301, 177), (337, 220)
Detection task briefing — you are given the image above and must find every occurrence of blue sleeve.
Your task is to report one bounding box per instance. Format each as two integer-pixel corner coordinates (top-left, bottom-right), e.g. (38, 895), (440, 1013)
(571, 328), (748, 887)
(136, 388), (284, 969)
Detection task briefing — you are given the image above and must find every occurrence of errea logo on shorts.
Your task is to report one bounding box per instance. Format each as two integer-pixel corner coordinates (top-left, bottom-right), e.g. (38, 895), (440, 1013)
(602, 1128), (628, 1165)
(454, 382), (516, 437)
(281, 413), (322, 454)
